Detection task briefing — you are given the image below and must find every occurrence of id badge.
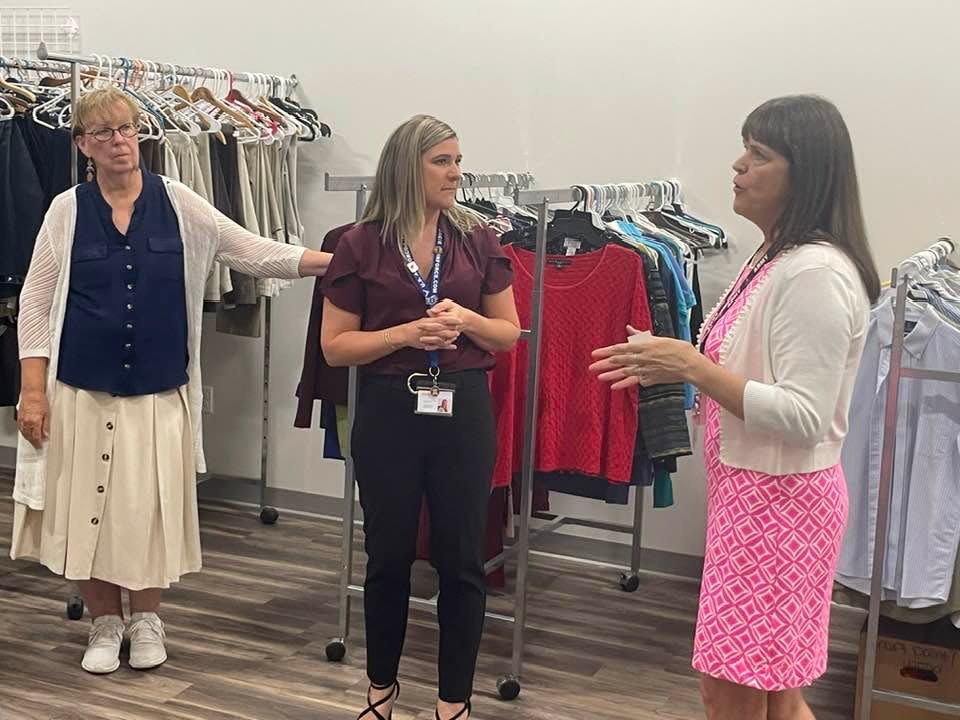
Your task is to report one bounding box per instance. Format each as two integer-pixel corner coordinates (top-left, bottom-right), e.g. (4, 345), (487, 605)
(413, 379), (456, 417)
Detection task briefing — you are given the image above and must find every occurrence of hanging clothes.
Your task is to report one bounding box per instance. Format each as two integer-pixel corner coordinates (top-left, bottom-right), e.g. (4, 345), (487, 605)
(492, 188), (723, 511)
(251, 142), (289, 298)
(611, 219), (698, 408)
(196, 135), (233, 302)
(837, 298), (960, 608)
(0, 118), (45, 291)
(139, 138), (166, 175)
(0, 112), (74, 405)
(165, 133), (233, 306)
(214, 139), (262, 336)
(295, 223), (354, 425)
(16, 115), (73, 214)
(490, 243), (652, 488)
(165, 134), (208, 200)
(280, 135), (305, 245)
(0, 312), (19, 407)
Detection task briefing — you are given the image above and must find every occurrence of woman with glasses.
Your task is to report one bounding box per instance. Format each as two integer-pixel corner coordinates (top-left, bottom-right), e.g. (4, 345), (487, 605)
(9, 87), (332, 675)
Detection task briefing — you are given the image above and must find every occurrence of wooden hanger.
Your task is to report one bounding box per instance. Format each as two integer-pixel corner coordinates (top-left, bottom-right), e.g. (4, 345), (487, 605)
(170, 84), (225, 143)
(0, 76), (35, 103)
(190, 85), (255, 129)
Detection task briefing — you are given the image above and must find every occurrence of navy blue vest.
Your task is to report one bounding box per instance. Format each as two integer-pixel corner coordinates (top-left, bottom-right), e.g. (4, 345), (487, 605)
(58, 171), (189, 396)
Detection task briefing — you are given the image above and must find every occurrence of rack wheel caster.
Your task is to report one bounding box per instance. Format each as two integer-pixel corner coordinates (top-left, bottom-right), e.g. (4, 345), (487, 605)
(325, 639), (347, 663)
(619, 573), (640, 593)
(497, 676), (521, 701)
(260, 507), (279, 525)
(67, 595), (84, 620)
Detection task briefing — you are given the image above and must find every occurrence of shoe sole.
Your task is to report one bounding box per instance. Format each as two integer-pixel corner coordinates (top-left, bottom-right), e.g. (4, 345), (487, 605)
(129, 652), (167, 670)
(82, 659), (120, 674)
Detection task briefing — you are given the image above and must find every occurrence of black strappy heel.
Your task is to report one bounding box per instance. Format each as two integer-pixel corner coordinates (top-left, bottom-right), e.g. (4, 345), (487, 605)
(436, 700), (471, 720)
(358, 681), (399, 720)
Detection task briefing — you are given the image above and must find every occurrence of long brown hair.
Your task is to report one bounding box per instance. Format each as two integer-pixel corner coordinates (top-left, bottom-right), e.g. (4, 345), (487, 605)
(743, 95), (881, 302)
(361, 115), (481, 246)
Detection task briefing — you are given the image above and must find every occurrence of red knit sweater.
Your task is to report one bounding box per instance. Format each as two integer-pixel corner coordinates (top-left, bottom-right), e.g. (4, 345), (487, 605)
(490, 244), (652, 488)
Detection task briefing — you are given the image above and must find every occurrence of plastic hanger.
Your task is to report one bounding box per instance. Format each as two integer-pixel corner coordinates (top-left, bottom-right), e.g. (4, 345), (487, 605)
(34, 54), (99, 130)
(118, 60), (166, 140)
(140, 61), (201, 137)
(270, 91), (316, 140)
(253, 73), (298, 138)
(29, 80), (69, 129)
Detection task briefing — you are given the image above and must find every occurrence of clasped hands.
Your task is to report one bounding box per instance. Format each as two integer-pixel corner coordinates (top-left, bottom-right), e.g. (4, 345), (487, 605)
(405, 299), (474, 352)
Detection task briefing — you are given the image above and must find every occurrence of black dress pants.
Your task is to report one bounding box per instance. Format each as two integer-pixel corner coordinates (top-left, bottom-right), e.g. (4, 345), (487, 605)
(352, 369), (496, 703)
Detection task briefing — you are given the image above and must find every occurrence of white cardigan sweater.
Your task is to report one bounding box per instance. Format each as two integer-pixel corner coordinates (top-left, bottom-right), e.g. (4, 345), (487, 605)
(13, 179), (307, 510)
(702, 243), (870, 475)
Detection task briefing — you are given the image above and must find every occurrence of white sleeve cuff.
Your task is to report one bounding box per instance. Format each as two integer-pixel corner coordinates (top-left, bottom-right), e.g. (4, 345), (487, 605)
(742, 379), (780, 435)
(287, 245), (308, 279)
(17, 348), (51, 361)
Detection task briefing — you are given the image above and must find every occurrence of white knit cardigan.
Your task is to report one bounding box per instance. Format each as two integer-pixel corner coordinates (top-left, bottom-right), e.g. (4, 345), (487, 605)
(13, 178), (306, 510)
(699, 243), (870, 474)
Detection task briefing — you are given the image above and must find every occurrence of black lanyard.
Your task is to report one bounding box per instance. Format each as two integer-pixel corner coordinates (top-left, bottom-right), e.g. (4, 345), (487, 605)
(698, 249), (776, 354)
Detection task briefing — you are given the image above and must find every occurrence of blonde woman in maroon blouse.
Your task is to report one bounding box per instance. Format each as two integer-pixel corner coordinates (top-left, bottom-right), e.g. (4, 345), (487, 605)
(321, 115), (520, 720)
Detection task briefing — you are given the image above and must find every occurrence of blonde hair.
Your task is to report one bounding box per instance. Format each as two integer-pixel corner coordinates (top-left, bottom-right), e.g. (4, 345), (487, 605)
(361, 114), (481, 244)
(72, 88), (140, 138)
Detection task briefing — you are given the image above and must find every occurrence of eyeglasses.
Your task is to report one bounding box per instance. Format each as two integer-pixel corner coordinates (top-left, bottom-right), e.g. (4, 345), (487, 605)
(86, 123), (139, 143)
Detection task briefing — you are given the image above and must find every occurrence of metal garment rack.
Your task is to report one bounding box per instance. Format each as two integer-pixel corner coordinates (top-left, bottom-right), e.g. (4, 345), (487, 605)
(320, 171), (534, 701)
(14, 44), (299, 618)
(511, 187), (648, 595)
(26, 41), (298, 189)
(858, 251), (960, 719)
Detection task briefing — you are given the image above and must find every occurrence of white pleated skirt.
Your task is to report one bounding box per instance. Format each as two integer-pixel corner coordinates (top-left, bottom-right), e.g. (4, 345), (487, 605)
(10, 381), (202, 590)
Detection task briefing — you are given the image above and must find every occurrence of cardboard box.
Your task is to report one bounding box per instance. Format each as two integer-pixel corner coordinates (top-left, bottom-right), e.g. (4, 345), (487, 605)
(855, 616), (960, 720)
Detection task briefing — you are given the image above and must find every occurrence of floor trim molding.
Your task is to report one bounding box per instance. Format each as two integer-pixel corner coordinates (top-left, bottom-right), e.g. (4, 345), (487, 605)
(0, 451), (703, 581)
(198, 475), (705, 580)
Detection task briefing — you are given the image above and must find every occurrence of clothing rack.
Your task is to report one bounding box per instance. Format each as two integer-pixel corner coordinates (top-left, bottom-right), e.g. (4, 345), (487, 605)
(15, 42), (298, 187)
(461, 172), (535, 192)
(321, 171), (534, 701)
(18, 44), (302, 619)
(507, 185), (648, 625)
(858, 238), (960, 720)
(3, 47), (80, 184)
(493, 181), (718, 689)
(35, 41), (299, 86)
(0, 56), (77, 76)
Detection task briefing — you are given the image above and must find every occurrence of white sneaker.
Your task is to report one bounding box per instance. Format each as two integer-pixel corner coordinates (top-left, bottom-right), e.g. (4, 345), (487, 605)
(81, 615), (124, 674)
(128, 612), (167, 670)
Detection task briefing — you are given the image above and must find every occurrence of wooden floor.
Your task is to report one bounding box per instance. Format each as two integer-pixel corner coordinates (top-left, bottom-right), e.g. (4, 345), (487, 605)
(0, 473), (863, 720)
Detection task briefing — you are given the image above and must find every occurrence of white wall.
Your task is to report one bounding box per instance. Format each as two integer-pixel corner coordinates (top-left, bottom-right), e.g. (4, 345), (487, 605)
(3, 0), (958, 558)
